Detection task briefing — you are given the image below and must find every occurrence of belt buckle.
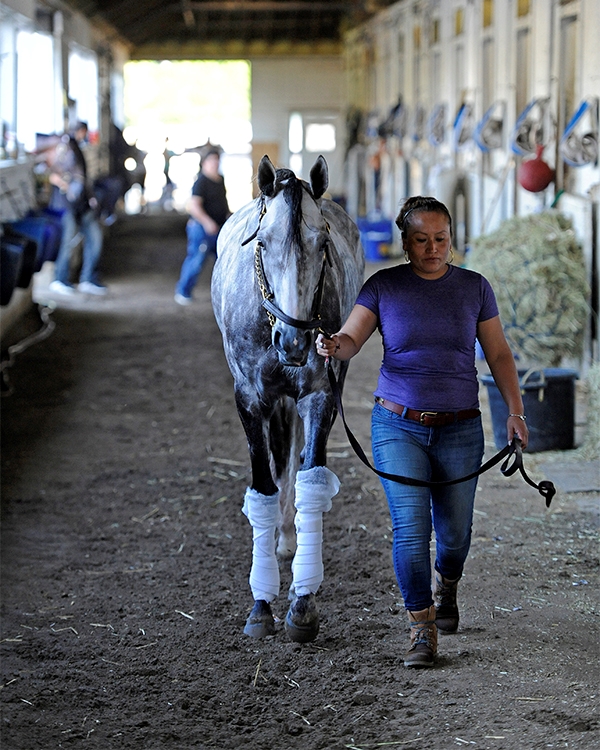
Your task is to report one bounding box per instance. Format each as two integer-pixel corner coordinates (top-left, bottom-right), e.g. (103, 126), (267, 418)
(419, 411), (439, 425)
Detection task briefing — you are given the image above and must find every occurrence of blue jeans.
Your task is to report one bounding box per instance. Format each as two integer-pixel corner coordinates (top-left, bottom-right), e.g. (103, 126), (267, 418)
(54, 208), (103, 285)
(371, 402), (484, 611)
(175, 220), (218, 298)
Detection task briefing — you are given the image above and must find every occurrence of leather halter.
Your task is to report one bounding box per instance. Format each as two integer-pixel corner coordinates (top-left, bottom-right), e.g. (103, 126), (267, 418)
(242, 193), (333, 336)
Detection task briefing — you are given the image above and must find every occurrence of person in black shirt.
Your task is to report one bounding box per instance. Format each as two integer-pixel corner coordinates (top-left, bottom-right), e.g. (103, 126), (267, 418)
(174, 147), (230, 305)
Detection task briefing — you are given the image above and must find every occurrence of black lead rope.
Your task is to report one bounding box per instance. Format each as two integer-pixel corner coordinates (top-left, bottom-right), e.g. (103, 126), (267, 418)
(325, 361), (556, 507)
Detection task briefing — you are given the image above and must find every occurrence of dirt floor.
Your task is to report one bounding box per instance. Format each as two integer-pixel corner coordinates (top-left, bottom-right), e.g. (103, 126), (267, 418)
(1, 213), (599, 750)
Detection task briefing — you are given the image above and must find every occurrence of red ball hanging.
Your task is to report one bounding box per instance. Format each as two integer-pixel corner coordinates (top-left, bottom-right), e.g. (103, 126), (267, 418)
(518, 144), (555, 193)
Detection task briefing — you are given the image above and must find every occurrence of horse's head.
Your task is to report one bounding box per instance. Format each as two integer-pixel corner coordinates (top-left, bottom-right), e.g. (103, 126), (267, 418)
(254, 155), (331, 367)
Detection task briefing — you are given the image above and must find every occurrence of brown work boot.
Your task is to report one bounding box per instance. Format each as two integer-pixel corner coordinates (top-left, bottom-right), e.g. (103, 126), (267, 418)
(434, 571), (460, 634)
(404, 606), (437, 668)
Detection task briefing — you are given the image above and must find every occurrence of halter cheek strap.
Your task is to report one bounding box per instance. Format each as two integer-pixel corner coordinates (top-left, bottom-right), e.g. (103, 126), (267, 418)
(247, 191), (333, 334)
(241, 197), (267, 247)
(258, 244), (330, 333)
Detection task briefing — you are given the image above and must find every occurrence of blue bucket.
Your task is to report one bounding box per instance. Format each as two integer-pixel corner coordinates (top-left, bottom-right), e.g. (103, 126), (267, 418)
(1, 239), (24, 306)
(480, 368), (579, 452)
(5, 212), (63, 270)
(357, 218), (393, 261)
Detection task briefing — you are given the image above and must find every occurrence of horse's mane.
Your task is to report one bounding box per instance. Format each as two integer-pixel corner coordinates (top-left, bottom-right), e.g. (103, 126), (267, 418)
(274, 168), (307, 250)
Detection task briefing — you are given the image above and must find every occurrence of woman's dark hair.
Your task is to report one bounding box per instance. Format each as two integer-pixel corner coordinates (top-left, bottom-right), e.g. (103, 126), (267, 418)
(395, 196), (453, 238)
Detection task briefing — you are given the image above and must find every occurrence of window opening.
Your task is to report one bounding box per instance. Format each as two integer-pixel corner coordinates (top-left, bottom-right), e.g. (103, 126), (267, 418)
(483, 0), (494, 28)
(68, 46), (99, 132)
(455, 9), (464, 36)
(16, 30), (55, 154)
(305, 123), (336, 153)
(557, 14), (578, 191)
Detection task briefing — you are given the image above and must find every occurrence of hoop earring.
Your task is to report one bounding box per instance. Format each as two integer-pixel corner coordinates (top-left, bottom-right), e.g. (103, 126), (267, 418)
(404, 251), (410, 263)
(449, 248), (455, 264)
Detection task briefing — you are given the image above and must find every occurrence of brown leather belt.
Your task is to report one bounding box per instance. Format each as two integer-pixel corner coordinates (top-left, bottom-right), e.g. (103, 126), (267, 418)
(375, 397), (480, 426)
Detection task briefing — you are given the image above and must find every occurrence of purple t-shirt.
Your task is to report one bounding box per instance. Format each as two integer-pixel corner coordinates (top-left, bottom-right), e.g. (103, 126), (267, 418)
(356, 264), (499, 411)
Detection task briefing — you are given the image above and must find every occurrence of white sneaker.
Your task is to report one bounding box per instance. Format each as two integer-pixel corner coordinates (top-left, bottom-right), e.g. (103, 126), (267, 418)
(174, 293), (192, 306)
(49, 280), (76, 296)
(78, 281), (107, 296)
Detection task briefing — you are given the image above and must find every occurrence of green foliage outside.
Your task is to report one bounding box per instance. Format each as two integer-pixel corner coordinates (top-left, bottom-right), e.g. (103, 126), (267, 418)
(467, 211), (590, 368)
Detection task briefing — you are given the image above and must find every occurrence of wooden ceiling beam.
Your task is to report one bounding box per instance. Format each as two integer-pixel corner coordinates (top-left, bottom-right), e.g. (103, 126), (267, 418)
(130, 37), (343, 59)
(188, 1), (350, 10)
(60, 0), (391, 50)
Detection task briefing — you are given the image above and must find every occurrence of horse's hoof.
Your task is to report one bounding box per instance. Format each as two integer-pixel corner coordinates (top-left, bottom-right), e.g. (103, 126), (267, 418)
(285, 593), (319, 643)
(243, 600), (276, 638)
(276, 537), (296, 561)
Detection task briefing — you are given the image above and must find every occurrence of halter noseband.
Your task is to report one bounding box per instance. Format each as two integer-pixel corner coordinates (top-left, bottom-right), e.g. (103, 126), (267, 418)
(243, 192), (333, 336)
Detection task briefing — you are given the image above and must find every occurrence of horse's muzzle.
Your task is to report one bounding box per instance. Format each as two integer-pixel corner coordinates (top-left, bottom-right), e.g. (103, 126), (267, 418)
(273, 327), (312, 366)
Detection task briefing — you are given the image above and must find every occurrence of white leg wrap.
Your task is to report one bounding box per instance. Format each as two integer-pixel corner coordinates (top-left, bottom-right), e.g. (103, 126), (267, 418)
(242, 488), (280, 602)
(292, 467), (340, 596)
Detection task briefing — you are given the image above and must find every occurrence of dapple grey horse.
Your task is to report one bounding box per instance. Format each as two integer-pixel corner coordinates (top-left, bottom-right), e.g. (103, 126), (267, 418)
(211, 155), (364, 641)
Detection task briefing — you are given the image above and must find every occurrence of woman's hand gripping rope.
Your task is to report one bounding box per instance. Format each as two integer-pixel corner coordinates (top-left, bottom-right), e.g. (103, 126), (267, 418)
(315, 331), (340, 362)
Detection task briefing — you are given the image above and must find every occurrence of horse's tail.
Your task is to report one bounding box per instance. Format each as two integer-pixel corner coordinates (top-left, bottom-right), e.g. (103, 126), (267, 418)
(269, 396), (302, 559)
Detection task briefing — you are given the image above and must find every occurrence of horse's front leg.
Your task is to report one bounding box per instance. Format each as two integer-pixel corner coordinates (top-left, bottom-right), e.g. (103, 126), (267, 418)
(285, 392), (340, 642)
(235, 394), (280, 638)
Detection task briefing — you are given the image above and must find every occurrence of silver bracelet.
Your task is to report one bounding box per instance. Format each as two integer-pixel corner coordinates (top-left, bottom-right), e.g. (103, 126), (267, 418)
(509, 413), (527, 421)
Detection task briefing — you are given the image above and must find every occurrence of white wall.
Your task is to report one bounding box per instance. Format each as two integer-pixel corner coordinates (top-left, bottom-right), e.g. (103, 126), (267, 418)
(1, 0), (35, 18)
(251, 56), (347, 196)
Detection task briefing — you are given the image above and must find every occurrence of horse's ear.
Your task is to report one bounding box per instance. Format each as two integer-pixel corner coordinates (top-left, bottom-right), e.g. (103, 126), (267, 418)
(309, 155), (328, 199)
(258, 155), (276, 197)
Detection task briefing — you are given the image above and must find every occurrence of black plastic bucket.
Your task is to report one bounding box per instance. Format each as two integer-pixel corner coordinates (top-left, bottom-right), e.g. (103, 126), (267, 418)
(480, 368), (578, 452)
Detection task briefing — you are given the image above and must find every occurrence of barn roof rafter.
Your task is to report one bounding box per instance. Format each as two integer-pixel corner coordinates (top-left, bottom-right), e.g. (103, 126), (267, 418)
(50, 0), (397, 56)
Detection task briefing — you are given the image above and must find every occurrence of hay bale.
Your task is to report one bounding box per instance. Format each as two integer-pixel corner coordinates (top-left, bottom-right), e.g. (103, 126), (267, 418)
(580, 362), (600, 460)
(467, 212), (589, 367)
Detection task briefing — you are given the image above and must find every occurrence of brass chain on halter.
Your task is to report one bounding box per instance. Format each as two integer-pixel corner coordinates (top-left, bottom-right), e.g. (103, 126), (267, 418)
(254, 241), (276, 328)
(245, 197), (276, 327)
(250, 196), (333, 333)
